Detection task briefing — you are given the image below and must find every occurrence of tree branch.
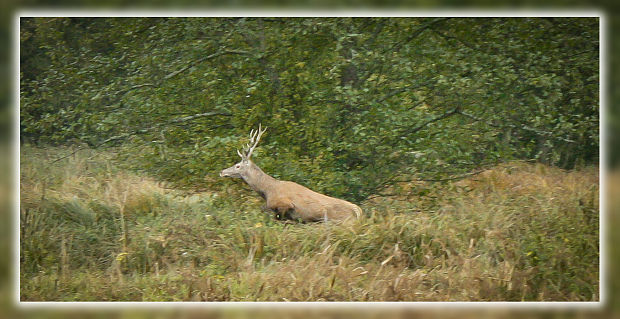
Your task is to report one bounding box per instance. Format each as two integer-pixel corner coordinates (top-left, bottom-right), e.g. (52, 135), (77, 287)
(51, 111), (231, 163)
(168, 111), (232, 124)
(365, 169), (486, 200)
(389, 18), (449, 53)
(431, 28), (480, 53)
(458, 110), (576, 143)
(363, 18), (386, 49)
(104, 49), (251, 109)
(400, 107), (460, 138)
(417, 169), (485, 182)
(117, 83), (157, 95)
(367, 170), (404, 197)
(51, 133), (134, 163)
(375, 77), (435, 104)
(161, 49), (250, 82)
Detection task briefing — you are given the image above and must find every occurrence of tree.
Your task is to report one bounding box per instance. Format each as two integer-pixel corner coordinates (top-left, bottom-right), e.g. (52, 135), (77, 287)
(20, 17), (599, 200)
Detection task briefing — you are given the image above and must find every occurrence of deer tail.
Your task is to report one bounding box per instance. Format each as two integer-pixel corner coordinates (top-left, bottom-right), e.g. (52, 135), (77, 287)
(353, 205), (362, 219)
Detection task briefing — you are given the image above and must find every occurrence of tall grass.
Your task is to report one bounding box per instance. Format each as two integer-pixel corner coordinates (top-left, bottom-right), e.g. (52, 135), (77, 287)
(19, 146), (599, 301)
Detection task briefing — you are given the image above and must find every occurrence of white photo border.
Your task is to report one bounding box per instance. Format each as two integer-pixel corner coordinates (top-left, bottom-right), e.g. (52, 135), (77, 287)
(13, 9), (607, 310)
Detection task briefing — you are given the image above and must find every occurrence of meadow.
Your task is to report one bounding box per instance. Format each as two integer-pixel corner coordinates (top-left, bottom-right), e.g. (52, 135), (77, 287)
(19, 146), (599, 302)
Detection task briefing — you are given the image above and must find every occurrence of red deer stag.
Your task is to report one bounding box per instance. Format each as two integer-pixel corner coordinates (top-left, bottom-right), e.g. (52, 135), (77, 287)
(220, 124), (362, 222)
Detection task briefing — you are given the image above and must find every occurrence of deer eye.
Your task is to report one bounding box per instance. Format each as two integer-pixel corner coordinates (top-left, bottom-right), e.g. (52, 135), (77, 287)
(235, 164), (241, 169)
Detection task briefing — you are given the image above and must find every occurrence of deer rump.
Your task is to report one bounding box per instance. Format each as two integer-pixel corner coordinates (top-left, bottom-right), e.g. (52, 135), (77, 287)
(265, 181), (361, 223)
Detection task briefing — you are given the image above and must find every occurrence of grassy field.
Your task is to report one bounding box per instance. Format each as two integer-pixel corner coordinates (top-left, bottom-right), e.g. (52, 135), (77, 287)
(19, 146), (599, 302)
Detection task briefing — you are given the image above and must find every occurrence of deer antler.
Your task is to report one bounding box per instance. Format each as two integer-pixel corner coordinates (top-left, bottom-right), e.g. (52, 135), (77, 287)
(239, 123), (267, 160)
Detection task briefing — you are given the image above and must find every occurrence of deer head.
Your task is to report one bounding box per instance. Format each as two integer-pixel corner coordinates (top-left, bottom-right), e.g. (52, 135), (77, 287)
(220, 124), (267, 179)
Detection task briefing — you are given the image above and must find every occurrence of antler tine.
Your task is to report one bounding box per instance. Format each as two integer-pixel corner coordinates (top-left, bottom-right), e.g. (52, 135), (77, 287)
(244, 123), (267, 160)
(240, 128), (256, 157)
(257, 123), (267, 139)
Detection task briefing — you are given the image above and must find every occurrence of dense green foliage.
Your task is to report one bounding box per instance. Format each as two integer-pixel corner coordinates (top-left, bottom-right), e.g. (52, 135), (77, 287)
(20, 17), (599, 200)
(20, 146), (599, 301)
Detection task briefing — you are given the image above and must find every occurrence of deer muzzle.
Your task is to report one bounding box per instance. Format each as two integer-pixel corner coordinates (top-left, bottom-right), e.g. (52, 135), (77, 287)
(220, 167), (235, 178)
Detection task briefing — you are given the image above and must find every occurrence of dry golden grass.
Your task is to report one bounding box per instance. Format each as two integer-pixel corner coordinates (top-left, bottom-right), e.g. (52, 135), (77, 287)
(19, 147), (599, 302)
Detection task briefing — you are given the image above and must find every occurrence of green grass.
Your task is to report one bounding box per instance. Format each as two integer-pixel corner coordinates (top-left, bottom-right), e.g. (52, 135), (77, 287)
(19, 146), (599, 301)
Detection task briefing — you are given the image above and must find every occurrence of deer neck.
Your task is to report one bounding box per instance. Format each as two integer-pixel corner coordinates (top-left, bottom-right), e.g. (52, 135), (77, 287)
(242, 162), (278, 195)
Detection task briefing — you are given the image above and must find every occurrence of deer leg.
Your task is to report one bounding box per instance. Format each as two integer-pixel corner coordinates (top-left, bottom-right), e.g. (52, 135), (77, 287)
(276, 206), (291, 220)
(267, 205), (284, 220)
(273, 208), (285, 220)
(271, 204), (300, 222)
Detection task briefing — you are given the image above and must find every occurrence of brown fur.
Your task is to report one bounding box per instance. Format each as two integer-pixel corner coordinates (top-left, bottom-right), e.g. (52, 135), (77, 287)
(221, 160), (361, 223)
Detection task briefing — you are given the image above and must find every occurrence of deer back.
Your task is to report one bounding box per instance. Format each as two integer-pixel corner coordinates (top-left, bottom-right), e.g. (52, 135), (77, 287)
(265, 181), (362, 222)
